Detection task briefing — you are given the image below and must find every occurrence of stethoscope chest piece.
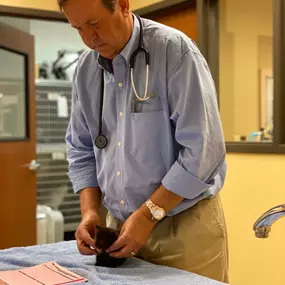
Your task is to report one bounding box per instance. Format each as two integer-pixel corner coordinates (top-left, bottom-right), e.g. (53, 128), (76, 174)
(95, 134), (108, 149)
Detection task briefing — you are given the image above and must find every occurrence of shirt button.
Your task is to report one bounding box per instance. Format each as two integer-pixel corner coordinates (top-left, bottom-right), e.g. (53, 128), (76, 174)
(117, 142), (121, 147)
(118, 82), (123, 88)
(116, 171), (121, 176)
(119, 112), (123, 117)
(120, 200), (125, 205)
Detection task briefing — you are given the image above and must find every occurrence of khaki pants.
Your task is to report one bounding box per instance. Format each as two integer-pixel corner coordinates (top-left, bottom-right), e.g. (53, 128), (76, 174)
(106, 194), (229, 284)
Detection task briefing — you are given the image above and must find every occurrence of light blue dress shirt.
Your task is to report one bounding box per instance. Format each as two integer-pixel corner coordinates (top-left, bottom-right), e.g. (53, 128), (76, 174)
(66, 16), (227, 222)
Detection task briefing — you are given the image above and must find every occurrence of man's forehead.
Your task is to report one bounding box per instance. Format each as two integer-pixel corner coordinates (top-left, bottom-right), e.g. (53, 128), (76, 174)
(63, 0), (104, 24)
(63, 0), (103, 13)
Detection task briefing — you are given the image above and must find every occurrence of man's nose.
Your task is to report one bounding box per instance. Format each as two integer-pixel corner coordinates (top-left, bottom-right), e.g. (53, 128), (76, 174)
(85, 28), (98, 42)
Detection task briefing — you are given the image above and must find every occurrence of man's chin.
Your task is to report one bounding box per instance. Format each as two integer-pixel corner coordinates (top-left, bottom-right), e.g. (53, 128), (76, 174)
(99, 52), (115, 60)
(93, 46), (115, 59)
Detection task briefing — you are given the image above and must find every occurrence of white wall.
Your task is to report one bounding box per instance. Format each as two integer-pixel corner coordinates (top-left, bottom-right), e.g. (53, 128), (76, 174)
(30, 20), (86, 64)
(0, 16), (86, 81)
(0, 17), (29, 80)
(0, 16), (30, 33)
(0, 48), (25, 79)
(29, 20), (86, 80)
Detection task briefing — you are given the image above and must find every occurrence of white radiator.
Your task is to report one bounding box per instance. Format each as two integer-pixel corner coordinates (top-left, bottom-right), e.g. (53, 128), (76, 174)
(36, 205), (64, 245)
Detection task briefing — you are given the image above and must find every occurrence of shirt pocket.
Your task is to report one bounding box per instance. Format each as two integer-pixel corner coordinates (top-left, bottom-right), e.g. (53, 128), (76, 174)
(132, 91), (163, 113)
(126, 110), (169, 187)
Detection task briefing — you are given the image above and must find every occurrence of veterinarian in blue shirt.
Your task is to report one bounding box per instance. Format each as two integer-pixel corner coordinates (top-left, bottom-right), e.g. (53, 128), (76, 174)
(62, 0), (228, 282)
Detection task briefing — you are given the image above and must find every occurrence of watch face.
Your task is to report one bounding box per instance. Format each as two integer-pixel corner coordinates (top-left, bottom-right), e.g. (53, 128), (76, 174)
(153, 209), (165, 220)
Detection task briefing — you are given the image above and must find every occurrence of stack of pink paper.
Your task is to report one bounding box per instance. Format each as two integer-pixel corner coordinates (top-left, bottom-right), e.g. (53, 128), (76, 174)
(0, 261), (87, 285)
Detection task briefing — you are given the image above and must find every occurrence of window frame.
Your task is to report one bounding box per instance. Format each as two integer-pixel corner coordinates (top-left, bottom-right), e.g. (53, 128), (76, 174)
(197, 0), (285, 153)
(0, 43), (30, 142)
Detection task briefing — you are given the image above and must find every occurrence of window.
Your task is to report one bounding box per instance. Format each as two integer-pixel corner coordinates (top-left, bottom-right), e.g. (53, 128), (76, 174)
(219, 0), (273, 144)
(0, 47), (28, 140)
(198, 0), (285, 153)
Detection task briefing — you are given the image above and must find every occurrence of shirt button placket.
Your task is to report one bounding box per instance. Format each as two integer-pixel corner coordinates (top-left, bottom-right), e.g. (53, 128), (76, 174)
(117, 78), (125, 211)
(114, 58), (127, 219)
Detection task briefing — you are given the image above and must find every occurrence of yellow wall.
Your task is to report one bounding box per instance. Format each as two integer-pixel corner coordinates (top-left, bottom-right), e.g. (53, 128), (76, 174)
(130, 0), (164, 10)
(219, 6), (282, 283)
(0, 0), (58, 10)
(0, 0), (165, 11)
(221, 153), (285, 285)
(220, 0), (273, 141)
(2, 1), (284, 285)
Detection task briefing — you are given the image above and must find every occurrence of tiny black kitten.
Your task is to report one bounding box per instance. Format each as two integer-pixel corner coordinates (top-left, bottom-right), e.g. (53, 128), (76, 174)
(95, 225), (126, 268)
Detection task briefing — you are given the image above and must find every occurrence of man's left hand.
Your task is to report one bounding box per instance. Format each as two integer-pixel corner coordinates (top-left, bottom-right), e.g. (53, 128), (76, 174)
(106, 209), (156, 258)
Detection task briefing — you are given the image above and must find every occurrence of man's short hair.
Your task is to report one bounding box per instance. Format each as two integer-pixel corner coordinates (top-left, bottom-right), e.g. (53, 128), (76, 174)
(58, 0), (117, 12)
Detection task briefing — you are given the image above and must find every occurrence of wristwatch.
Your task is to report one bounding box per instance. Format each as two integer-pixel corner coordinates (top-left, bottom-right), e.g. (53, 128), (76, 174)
(145, 199), (166, 221)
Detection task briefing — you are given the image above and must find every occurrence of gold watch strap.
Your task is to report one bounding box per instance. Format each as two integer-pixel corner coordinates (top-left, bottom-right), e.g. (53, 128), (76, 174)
(145, 199), (166, 221)
(145, 199), (156, 210)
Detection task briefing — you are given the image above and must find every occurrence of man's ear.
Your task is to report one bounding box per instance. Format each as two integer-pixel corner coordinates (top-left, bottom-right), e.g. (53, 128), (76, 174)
(118, 0), (130, 15)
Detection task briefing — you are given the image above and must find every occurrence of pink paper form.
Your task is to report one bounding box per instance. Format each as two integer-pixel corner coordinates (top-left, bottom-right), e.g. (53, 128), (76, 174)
(0, 261), (87, 285)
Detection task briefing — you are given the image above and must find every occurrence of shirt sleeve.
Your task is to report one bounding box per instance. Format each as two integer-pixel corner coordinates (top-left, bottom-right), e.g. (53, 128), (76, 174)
(65, 77), (98, 193)
(161, 49), (226, 200)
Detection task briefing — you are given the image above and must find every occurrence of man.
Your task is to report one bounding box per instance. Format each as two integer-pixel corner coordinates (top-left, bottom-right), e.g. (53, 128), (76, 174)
(61, 0), (229, 283)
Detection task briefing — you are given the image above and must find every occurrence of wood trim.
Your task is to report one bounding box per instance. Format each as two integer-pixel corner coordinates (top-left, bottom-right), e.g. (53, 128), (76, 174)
(0, 1), (190, 21)
(197, 0), (207, 58)
(135, 0), (191, 16)
(273, 0), (285, 145)
(226, 143), (285, 154)
(0, 22), (37, 248)
(142, 0), (196, 20)
(197, 0), (219, 101)
(0, 4), (66, 22)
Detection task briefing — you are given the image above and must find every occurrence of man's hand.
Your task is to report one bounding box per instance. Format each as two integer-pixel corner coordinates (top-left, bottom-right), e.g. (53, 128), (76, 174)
(75, 211), (103, 255)
(106, 209), (156, 258)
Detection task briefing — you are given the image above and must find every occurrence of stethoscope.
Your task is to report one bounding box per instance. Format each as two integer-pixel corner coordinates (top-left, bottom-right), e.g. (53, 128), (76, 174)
(95, 15), (150, 149)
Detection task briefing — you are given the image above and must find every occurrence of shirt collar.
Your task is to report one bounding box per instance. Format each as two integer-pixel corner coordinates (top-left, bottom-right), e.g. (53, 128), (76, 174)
(96, 14), (141, 73)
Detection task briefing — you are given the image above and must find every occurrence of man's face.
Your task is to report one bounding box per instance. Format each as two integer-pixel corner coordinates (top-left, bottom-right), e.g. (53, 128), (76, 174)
(63, 0), (129, 59)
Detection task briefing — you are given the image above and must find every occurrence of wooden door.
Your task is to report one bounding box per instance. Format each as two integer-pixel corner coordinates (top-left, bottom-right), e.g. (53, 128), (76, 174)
(145, 1), (197, 41)
(0, 22), (37, 249)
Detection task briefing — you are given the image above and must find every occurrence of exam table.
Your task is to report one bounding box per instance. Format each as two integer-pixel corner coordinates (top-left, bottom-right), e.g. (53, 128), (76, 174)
(0, 240), (227, 285)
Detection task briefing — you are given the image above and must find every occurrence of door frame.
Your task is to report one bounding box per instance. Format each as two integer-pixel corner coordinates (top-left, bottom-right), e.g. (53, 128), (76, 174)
(0, 21), (36, 249)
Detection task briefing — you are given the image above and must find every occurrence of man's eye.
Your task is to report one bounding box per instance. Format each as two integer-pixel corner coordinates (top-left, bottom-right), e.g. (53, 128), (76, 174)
(73, 26), (82, 31)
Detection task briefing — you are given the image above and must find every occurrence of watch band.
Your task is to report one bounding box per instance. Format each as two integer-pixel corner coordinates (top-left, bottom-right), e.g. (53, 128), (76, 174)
(145, 199), (166, 221)
(145, 199), (156, 211)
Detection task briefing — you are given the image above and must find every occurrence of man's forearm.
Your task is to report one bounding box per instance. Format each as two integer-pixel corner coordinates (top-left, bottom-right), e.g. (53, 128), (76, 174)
(79, 187), (102, 218)
(139, 184), (184, 222)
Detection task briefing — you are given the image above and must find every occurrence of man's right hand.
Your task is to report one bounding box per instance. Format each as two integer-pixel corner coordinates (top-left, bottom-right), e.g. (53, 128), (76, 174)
(75, 211), (103, 255)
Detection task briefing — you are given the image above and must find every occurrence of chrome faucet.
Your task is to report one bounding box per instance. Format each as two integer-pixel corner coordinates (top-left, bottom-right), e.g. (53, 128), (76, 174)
(253, 204), (285, 238)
